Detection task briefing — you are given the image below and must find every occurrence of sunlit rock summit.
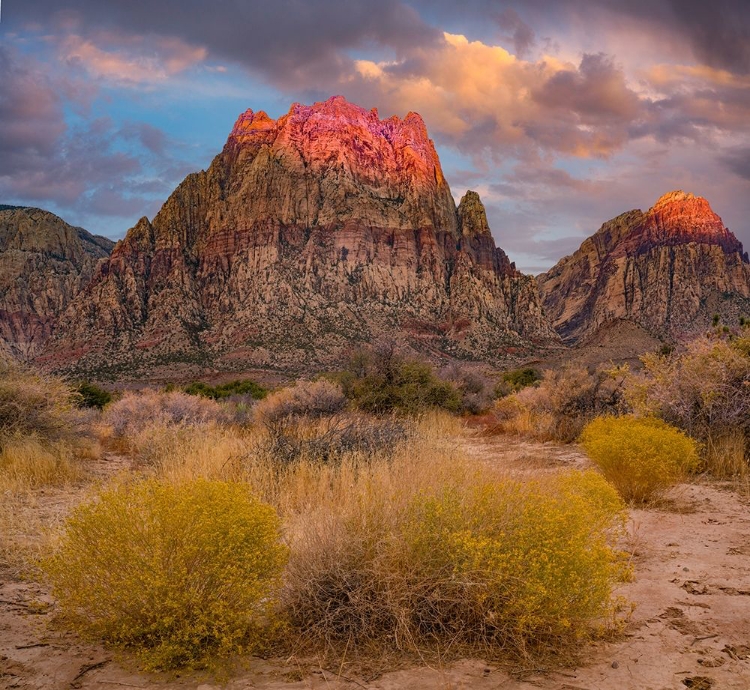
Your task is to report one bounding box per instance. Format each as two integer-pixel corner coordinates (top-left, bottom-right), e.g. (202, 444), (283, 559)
(538, 191), (750, 342)
(41, 96), (557, 375)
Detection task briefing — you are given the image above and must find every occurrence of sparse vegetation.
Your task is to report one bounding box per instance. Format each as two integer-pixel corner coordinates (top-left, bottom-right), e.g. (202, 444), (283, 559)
(493, 366), (627, 442)
(580, 416), (699, 504)
(184, 378), (267, 401)
(627, 334), (750, 476)
(43, 479), (287, 670)
(74, 381), (112, 410)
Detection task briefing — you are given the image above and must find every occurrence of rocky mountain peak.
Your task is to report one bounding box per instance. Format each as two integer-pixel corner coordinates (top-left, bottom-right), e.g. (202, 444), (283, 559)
(538, 191), (750, 342)
(457, 190), (491, 237)
(39, 97), (558, 376)
(0, 207), (113, 359)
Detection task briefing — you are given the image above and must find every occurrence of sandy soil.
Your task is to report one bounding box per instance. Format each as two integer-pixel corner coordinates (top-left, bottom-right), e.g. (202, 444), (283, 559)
(2, 436), (750, 690)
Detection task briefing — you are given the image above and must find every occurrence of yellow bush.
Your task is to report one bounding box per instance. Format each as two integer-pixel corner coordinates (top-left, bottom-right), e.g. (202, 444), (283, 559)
(580, 416), (699, 504)
(282, 450), (628, 658)
(43, 479), (287, 670)
(401, 470), (627, 653)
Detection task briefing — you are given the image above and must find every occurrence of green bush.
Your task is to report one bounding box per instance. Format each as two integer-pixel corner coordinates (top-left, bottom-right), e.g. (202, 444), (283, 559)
(339, 345), (462, 414)
(74, 381), (112, 410)
(496, 367), (541, 396)
(580, 416), (699, 504)
(43, 479), (287, 670)
(184, 379), (267, 401)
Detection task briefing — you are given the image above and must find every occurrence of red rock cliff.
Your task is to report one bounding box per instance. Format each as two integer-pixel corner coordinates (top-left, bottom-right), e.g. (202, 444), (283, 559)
(41, 96), (557, 375)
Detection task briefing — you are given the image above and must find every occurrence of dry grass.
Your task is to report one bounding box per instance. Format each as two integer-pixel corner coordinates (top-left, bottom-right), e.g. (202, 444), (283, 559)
(0, 436), (86, 493)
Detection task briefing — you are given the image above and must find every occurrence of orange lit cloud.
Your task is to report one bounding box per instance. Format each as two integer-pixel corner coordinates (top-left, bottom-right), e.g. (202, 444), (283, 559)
(61, 33), (207, 85)
(349, 32), (646, 159)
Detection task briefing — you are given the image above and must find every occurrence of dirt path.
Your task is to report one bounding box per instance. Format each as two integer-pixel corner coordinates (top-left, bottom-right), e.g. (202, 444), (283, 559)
(2, 440), (750, 689)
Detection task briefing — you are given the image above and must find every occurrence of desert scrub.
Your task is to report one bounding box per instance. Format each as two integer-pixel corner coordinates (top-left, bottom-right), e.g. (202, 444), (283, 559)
(0, 363), (81, 445)
(282, 450), (628, 659)
(104, 390), (226, 440)
(0, 436), (84, 493)
(43, 479), (287, 670)
(401, 471), (627, 653)
(580, 416), (700, 504)
(627, 334), (750, 476)
(254, 379), (347, 430)
(492, 366), (628, 442)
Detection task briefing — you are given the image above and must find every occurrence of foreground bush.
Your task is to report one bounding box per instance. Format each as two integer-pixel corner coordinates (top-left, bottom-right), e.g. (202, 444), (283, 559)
(282, 454), (627, 658)
(43, 479), (287, 670)
(580, 416), (699, 504)
(627, 335), (750, 476)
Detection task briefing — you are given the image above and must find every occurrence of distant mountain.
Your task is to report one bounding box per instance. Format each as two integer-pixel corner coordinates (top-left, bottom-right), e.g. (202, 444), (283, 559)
(537, 191), (750, 343)
(39, 96), (557, 377)
(0, 207), (114, 359)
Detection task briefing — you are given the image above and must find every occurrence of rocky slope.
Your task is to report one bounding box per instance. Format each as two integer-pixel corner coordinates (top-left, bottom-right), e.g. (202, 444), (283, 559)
(537, 191), (750, 343)
(0, 207), (114, 359)
(40, 96), (557, 376)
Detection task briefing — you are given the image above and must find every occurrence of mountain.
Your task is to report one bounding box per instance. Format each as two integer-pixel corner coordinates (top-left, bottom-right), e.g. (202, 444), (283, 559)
(0, 207), (114, 359)
(537, 191), (750, 343)
(39, 96), (557, 376)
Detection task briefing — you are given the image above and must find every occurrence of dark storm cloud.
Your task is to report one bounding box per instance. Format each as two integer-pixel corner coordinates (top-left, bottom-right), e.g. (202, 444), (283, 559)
(721, 147), (750, 181)
(8, 0), (440, 86)
(494, 9), (535, 58)
(407, 0), (750, 75)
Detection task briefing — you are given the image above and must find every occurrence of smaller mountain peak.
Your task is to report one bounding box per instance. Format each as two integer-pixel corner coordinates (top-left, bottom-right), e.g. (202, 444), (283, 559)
(457, 190), (491, 237)
(653, 190), (697, 208)
(228, 109), (277, 145)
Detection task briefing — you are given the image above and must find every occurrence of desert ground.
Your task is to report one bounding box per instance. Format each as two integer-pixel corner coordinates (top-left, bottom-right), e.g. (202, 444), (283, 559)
(2, 429), (749, 690)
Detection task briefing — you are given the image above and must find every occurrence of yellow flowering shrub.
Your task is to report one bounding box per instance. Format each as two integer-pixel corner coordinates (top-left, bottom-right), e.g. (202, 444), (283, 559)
(402, 470), (627, 652)
(580, 415), (700, 504)
(284, 462), (627, 658)
(43, 479), (287, 670)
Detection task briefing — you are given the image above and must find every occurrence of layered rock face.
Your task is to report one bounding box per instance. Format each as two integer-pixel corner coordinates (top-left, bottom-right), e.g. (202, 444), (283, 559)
(0, 207), (114, 359)
(42, 96), (556, 375)
(538, 191), (750, 342)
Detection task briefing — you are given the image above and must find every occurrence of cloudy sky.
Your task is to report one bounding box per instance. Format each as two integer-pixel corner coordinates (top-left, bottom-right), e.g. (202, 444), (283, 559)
(2, 1), (749, 273)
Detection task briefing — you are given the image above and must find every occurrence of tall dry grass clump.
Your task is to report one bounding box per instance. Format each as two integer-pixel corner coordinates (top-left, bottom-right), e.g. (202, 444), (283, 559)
(627, 335), (750, 477)
(42, 478), (288, 670)
(277, 442), (628, 660)
(580, 416), (700, 504)
(0, 363), (78, 443)
(0, 363), (97, 493)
